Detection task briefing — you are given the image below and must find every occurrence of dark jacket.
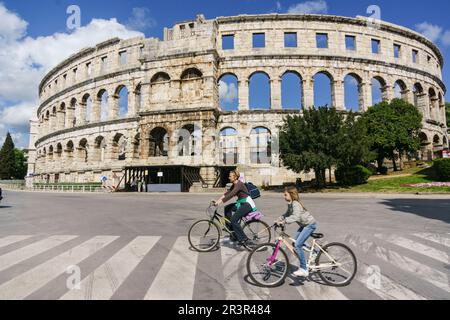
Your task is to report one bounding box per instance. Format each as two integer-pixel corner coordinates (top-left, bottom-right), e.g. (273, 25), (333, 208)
(222, 181), (249, 203)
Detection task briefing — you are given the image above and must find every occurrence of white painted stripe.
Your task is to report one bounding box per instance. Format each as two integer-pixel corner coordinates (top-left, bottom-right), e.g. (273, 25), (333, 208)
(0, 236), (118, 300)
(347, 235), (450, 293)
(413, 233), (450, 249)
(0, 235), (77, 272)
(295, 278), (348, 300)
(144, 237), (198, 300)
(0, 236), (33, 249)
(61, 236), (160, 300)
(375, 234), (449, 264)
(221, 245), (270, 300)
(357, 263), (426, 300)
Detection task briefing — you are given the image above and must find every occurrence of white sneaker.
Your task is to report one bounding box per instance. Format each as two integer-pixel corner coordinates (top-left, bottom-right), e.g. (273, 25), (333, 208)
(293, 268), (309, 278)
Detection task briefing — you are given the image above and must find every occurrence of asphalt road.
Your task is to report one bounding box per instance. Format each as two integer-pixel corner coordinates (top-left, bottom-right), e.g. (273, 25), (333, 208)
(0, 190), (449, 300)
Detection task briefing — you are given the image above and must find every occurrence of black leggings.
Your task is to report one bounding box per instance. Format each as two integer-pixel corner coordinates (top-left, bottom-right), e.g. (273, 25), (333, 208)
(224, 202), (252, 242)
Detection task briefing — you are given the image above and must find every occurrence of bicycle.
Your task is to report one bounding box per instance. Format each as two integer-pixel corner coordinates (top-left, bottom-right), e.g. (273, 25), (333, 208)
(188, 202), (272, 252)
(246, 224), (357, 287)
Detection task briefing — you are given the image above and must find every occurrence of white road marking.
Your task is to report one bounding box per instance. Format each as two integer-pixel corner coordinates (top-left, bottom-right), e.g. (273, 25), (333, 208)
(61, 236), (160, 300)
(144, 237), (198, 300)
(375, 234), (449, 264)
(0, 236), (118, 300)
(294, 278), (348, 300)
(357, 263), (426, 300)
(0, 236), (33, 249)
(221, 245), (270, 300)
(0, 235), (77, 272)
(413, 233), (450, 249)
(347, 235), (450, 293)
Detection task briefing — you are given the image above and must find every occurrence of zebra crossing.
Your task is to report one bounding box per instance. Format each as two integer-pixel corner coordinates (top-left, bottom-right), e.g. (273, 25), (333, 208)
(0, 232), (448, 300)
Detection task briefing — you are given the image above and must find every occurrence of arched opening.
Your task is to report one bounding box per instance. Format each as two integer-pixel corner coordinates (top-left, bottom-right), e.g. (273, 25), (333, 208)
(135, 84), (142, 112)
(149, 127), (169, 157)
(419, 132), (430, 161)
(132, 133), (141, 159)
(429, 88), (438, 120)
(56, 143), (63, 158)
(281, 71), (302, 110)
(150, 72), (171, 104)
(220, 127), (238, 165)
(394, 80), (408, 101)
(112, 134), (127, 161)
(249, 72), (270, 110)
(371, 76), (386, 106)
(413, 83), (424, 108)
(82, 94), (93, 123)
(250, 127), (272, 164)
(48, 145), (54, 161)
(78, 139), (88, 163)
(178, 124), (201, 157)
(181, 68), (203, 101)
(60, 102), (66, 128)
(65, 141), (74, 164)
(344, 73), (362, 112)
(98, 89), (109, 122)
(314, 71), (333, 108)
(70, 98), (77, 127)
(94, 136), (106, 162)
(116, 86), (129, 118)
(218, 74), (238, 111)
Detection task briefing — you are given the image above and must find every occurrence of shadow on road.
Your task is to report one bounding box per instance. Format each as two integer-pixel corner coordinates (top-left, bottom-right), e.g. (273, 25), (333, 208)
(0, 206), (12, 209)
(380, 199), (450, 224)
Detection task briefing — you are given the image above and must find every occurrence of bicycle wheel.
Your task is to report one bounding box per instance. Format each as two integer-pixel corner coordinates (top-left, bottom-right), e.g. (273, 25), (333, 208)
(246, 243), (289, 288)
(315, 242), (357, 287)
(188, 220), (221, 252)
(242, 220), (272, 249)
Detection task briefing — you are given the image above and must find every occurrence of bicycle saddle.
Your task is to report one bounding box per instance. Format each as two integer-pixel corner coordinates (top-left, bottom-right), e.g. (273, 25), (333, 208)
(311, 233), (324, 239)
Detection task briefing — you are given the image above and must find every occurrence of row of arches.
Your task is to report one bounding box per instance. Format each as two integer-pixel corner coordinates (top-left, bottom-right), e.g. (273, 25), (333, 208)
(36, 125), (274, 167)
(218, 71), (445, 117)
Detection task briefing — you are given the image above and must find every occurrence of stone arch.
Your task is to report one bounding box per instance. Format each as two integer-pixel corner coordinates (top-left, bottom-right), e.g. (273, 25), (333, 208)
(82, 93), (93, 123)
(78, 138), (88, 163)
(134, 83), (142, 112)
(150, 73), (171, 104)
(344, 72), (363, 112)
(151, 72), (171, 83)
(220, 127), (238, 165)
(70, 98), (77, 127)
(429, 88), (438, 120)
(313, 71), (334, 108)
(249, 71), (271, 110)
(180, 68), (203, 101)
(112, 133), (127, 161)
(250, 127), (272, 164)
(114, 85), (129, 119)
(371, 76), (387, 106)
(56, 143), (63, 157)
(218, 73), (239, 111)
(97, 89), (109, 122)
(94, 136), (106, 162)
(132, 133), (141, 159)
(48, 145), (54, 161)
(149, 127), (169, 157)
(394, 80), (408, 101)
(413, 83), (424, 108)
(178, 124), (201, 157)
(281, 71), (303, 110)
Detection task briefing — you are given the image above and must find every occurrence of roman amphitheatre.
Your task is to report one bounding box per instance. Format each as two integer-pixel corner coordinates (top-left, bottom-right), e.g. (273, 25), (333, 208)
(27, 13), (449, 192)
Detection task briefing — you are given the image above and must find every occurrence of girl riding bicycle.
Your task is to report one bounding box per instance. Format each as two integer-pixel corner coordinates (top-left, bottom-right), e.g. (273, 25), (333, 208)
(214, 169), (256, 248)
(275, 186), (317, 278)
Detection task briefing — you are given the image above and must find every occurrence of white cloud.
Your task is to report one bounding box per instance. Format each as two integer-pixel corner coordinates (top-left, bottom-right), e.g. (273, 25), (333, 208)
(415, 22), (443, 42)
(287, 0), (328, 14)
(441, 30), (450, 46)
(219, 81), (238, 104)
(0, 3), (146, 148)
(276, 1), (282, 11)
(126, 7), (156, 31)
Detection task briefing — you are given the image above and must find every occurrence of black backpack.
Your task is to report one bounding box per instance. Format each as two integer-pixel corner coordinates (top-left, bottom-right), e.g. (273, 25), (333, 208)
(245, 182), (261, 200)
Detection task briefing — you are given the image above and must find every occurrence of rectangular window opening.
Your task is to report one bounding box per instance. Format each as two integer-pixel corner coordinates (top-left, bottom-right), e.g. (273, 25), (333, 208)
(371, 39), (380, 54)
(284, 32), (297, 48)
(253, 33), (265, 48)
(345, 35), (356, 51)
(316, 33), (328, 49)
(222, 34), (235, 50)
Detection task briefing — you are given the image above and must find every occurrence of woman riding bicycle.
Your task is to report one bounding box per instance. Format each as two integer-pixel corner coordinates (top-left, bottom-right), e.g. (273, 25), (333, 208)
(214, 169), (256, 248)
(275, 186), (317, 278)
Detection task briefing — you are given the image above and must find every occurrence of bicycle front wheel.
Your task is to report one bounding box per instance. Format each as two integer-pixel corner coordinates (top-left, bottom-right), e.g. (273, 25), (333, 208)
(188, 220), (221, 252)
(315, 242), (357, 287)
(246, 243), (289, 288)
(242, 220), (272, 249)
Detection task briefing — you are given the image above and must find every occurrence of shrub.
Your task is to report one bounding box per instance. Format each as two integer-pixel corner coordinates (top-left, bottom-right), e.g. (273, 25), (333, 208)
(378, 166), (388, 175)
(433, 158), (450, 181)
(335, 165), (372, 186)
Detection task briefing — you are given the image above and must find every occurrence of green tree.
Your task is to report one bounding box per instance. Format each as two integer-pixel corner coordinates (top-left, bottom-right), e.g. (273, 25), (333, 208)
(363, 99), (422, 171)
(0, 132), (16, 180)
(13, 149), (27, 179)
(279, 106), (369, 188)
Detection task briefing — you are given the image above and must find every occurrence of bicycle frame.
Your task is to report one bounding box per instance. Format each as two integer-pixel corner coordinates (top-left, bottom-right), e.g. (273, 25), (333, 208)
(272, 228), (344, 272)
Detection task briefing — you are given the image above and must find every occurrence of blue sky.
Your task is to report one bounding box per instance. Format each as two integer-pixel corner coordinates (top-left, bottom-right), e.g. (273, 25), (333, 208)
(1, 0), (450, 148)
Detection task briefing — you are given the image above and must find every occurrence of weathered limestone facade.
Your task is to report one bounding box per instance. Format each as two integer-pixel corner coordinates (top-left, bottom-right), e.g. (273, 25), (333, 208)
(27, 14), (449, 189)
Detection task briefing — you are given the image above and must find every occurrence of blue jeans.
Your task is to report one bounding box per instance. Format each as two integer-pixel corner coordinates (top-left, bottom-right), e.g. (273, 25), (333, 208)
(294, 223), (317, 270)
